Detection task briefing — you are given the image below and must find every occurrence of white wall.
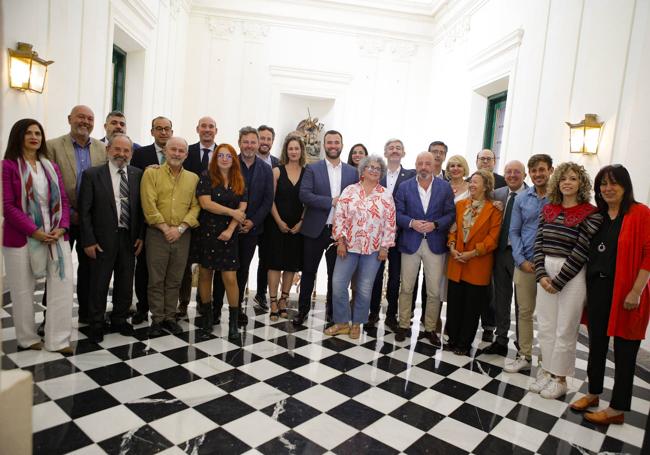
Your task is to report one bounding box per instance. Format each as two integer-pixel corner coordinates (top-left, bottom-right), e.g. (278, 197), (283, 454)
(182, 1), (435, 162)
(1, 0), (190, 149)
(428, 0), (650, 204)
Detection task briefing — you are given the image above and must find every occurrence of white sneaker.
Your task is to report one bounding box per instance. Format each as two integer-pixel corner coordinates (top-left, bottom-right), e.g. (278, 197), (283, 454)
(529, 370), (551, 393)
(504, 356), (531, 373)
(540, 378), (567, 399)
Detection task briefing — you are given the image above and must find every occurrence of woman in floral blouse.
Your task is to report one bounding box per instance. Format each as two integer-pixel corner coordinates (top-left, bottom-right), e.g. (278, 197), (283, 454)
(326, 155), (396, 339)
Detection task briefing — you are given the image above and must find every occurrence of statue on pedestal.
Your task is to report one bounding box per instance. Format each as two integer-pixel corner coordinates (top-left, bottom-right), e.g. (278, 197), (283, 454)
(295, 110), (324, 163)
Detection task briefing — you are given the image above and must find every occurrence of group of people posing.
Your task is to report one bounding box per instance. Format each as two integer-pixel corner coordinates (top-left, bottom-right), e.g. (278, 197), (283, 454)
(2, 105), (649, 427)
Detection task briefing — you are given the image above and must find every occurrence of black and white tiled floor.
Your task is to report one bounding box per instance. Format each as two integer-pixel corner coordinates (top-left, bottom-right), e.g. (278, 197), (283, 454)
(1, 287), (649, 454)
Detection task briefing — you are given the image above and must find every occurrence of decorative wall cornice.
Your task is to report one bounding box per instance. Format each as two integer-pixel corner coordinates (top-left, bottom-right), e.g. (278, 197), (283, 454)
(467, 28), (524, 71)
(206, 17), (237, 38)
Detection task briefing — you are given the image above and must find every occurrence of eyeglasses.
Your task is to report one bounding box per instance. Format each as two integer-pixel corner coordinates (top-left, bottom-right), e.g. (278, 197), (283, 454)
(217, 153), (233, 160)
(478, 157), (494, 162)
(430, 150), (446, 156)
(154, 127), (172, 133)
(366, 166), (382, 173)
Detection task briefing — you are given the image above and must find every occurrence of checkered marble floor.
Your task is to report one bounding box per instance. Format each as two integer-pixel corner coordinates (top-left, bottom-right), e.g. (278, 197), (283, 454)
(1, 289), (649, 455)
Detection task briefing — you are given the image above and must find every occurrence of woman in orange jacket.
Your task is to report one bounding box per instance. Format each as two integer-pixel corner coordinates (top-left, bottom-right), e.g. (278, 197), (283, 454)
(445, 169), (502, 355)
(570, 164), (650, 425)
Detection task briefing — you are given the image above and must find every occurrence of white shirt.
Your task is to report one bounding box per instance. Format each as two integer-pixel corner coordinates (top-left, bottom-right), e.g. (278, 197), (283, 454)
(154, 144), (164, 164)
(386, 167), (401, 194)
(200, 143), (216, 164)
(108, 161), (128, 228)
(257, 153), (273, 167)
(417, 176), (433, 213)
(30, 162), (51, 232)
(326, 159), (343, 224)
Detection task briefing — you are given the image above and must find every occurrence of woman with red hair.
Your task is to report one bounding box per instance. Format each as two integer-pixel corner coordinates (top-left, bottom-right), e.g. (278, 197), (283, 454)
(195, 143), (247, 340)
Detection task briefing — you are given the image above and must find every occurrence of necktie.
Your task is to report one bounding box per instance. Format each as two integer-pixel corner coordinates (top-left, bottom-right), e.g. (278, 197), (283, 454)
(118, 169), (130, 228)
(498, 192), (516, 250)
(201, 148), (210, 169)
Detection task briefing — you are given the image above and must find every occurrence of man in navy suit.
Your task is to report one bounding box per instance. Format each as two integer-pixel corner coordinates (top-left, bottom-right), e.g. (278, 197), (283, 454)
(78, 134), (144, 343)
(253, 124), (280, 312)
(368, 138), (415, 330)
(129, 116), (173, 325)
(177, 116), (218, 317)
(394, 152), (455, 345)
(293, 130), (359, 326)
(213, 126), (274, 326)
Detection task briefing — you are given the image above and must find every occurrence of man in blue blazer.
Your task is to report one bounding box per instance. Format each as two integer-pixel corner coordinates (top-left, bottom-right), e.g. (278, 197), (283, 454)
(293, 130), (359, 326)
(368, 138), (415, 330)
(394, 152), (455, 345)
(213, 127), (274, 326)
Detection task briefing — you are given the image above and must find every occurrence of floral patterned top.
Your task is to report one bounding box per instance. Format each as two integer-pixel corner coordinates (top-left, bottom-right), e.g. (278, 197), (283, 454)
(332, 182), (396, 254)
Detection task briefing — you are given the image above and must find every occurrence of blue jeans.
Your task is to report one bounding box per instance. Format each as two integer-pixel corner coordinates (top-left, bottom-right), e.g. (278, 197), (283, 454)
(332, 252), (382, 324)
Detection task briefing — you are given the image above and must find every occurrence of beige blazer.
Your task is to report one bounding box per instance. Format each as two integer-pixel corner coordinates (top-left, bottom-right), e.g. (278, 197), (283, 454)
(47, 134), (106, 211)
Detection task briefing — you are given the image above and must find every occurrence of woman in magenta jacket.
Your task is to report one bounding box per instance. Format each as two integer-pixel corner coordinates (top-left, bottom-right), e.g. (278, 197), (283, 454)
(570, 164), (650, 425)
(2, 119), (74, 354)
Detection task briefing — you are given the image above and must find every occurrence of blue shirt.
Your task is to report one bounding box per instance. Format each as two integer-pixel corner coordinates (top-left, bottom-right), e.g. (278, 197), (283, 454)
(72, 137), (91, 197)
(240, 156), (257, 190)
(509, 186), (548, 266)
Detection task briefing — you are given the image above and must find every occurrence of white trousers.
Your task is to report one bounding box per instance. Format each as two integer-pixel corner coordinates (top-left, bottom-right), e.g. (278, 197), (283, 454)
(535, 255), (586, 377)
(3, 241), (73, 351)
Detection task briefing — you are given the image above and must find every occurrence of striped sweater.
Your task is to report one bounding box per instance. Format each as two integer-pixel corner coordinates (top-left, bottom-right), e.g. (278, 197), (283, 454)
(534, 204), (602, 291)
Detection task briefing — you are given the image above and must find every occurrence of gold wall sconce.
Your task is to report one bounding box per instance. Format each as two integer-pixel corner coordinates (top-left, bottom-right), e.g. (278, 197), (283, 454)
(8, 42), (54, 93)
(566, 114), (604, 155)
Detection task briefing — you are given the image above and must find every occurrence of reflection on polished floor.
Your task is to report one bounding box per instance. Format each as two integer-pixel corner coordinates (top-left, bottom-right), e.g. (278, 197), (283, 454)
(1, 288), (649, 454)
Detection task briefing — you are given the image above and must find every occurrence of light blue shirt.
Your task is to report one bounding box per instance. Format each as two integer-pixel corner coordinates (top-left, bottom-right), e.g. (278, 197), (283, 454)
(509, 185), (548, 266)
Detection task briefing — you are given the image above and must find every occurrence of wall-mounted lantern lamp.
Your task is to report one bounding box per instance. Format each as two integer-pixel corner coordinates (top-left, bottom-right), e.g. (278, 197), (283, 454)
(566, 114), (604, 155)
(8, 42), (54, 93)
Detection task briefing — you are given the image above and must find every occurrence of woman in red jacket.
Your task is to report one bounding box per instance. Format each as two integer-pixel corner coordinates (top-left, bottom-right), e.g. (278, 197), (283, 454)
(570, 164), (650, 425)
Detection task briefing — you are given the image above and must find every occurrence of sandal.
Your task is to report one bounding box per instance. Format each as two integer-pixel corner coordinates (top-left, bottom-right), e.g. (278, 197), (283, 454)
(278, 291), (290, 319)
(269, 296), (279, 322)
(349, 324), (361, 340)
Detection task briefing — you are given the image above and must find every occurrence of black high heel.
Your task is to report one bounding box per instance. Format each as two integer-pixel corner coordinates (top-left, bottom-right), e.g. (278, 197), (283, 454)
(278, 291), (290, 319)
(269, 296), (279, 322)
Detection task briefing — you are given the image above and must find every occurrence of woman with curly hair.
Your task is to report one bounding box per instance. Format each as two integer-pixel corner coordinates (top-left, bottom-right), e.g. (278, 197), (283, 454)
(531, 162), (602, 399)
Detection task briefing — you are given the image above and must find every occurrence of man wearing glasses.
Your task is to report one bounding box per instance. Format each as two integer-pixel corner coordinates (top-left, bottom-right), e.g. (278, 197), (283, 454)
(429, 141), (448, 179)
(130, 116), (174, 325)
(476, 148), (506, 189)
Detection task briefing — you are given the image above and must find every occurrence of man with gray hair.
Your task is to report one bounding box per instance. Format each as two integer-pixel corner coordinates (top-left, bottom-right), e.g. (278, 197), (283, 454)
(78, 134), (144, 342)
(368, 138), (415, 330)
(393, 151), (455, 344)
(484, 160), (528, 356)
(140, 136), (200, 337)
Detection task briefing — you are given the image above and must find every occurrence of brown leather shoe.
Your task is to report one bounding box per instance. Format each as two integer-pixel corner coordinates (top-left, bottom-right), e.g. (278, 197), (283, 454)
(584, 410), (624, 425)
(349, 324), (361, 340)
(570, 395), (599, 412)
(55, 346), (74, 355)
(324, 323), (350, 336)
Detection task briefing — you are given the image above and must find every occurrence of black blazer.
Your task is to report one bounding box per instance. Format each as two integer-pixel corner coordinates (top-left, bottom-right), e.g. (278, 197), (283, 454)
(380, 166), (416, 195)
(78, 163), (144, 251)
(240, 156), (274, 236)
(130, 143), (160, 170)
(493, 172), (507, 189)
(184, 142), (211, 177)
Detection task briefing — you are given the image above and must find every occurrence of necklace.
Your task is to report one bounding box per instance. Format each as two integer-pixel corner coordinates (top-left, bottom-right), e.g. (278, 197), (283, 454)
(597, 214), (618, 253)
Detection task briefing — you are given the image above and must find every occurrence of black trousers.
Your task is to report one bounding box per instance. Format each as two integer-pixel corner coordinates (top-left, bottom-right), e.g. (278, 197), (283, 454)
(134, 230), (149, 315)
(493, 247), (516, 346)
(446, 279), (489, 351)
(297, 227), (337, 319)
(481, 280), (496, 330)
(587, 275), (641, 411)
(69, 224), (90, 319)
(213, 234), (258, 306)
(88, 229), (135, 329)
(370, 244), (417, 320)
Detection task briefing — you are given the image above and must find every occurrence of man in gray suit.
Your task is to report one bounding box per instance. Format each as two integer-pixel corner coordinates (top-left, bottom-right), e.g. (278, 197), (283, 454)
(48, 105), (106, 323)
(484, 160), (527, 356)
(293, 130), (359, 326)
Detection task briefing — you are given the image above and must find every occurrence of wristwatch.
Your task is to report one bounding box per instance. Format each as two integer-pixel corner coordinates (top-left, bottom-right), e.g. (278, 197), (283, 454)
(177, 225), (186, 234)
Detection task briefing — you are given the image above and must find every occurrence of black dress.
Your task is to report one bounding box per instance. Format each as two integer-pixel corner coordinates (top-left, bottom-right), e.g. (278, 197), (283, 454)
(265, 166), (304, 272)
(194, 173), (248, 271)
